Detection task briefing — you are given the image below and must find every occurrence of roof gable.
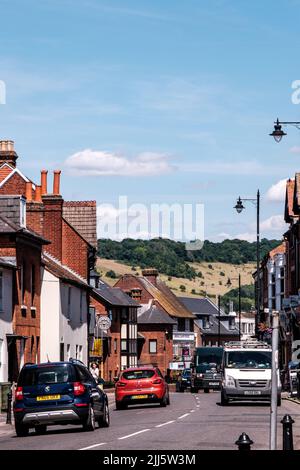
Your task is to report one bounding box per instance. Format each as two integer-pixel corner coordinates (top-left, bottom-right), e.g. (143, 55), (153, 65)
(0, 163), (14, 183)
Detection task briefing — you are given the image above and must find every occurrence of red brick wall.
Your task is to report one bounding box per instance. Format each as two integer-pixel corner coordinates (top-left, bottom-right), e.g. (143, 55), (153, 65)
(26, 202), (44, 235)
(0, 172), (27, 196)
(62, 219), (88, 279)
(42, 196), (63, 260)
(115, 276), (153, 304)
(138, 324), (173, 376)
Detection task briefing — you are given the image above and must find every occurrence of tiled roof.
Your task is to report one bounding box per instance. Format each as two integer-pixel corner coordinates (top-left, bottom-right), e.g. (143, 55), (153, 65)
(92, 282), (139, 307)
(63, 201), (97, 248)
(179, 296), (226, 316)
(138, 304), (176, 324)
(43, 251), (89, 287)
(0, 163), (14, 183)
(194, 316), (239, 337)
(285, 178), (296, 222)
(121, 274), (195, 319)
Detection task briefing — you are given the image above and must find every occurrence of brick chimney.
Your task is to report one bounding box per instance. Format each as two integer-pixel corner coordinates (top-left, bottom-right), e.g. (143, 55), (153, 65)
(0, 140), (18, 167)
(42, 169), (63, 260)
(141, 268), (159, 286)
(25, 181), (32, 202)
(41, 170), (48, 195)
(53, 170), (61, 195)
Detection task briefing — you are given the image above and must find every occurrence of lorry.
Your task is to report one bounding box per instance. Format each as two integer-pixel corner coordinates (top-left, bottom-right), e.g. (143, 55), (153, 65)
(220, 340), (281, 406)
(190, 347), (223, 393)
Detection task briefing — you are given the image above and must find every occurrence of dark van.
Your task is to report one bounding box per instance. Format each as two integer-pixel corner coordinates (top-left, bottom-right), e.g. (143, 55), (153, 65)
(190, 347), (223, 393)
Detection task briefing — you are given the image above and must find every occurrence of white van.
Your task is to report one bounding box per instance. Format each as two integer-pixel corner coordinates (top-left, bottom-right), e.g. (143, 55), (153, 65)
(220, 340), (281, 406)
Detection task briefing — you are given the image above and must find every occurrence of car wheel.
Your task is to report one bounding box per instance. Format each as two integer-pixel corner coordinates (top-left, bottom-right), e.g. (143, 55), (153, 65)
(116, 402), (127, 410)
(277, 396), (282, 407)
(83, 405), (96, 431)
(221, 391), (229, 406)
(15, 423), (29, 437)
(166, 393), (170, 405)
(99, 402), (110, 427)
(160, 394), (167, 407)
(204, 388), (210, 393)
(35, 425), (47, 435)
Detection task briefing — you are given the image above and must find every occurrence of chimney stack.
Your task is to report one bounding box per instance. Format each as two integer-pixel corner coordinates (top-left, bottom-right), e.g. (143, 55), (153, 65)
(35, 185), (42, 203)
(141, 268), (159, 286)
(0, 140), (18, 167)
(25, 181), (32, 202)
(41, 170), (48, 195)
(53, 170), (61, 195)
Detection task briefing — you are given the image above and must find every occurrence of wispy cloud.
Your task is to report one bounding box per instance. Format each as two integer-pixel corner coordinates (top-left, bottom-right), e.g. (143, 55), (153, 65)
(64, 149), (176, 177)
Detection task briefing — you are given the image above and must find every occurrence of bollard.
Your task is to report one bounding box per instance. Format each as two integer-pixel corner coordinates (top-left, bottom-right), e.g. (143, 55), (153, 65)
(235, 432), (254, 451)
(6, 391), (12, 425)
(281, 414), (294, 450)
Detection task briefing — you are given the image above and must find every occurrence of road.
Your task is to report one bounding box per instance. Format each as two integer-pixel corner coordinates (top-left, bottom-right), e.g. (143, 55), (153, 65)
(0, 392), (299, 450)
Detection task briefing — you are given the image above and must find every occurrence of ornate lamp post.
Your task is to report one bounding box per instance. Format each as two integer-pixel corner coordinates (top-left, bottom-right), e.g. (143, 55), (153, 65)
(234, 191), (260, 335)
(269, 118), (300, 142)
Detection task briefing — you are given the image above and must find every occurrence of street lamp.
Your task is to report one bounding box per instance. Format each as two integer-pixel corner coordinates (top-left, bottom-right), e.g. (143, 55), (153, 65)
(234, 190), (260, 336)
(269, 118), (300, 142)
(226, 274), (242, 341)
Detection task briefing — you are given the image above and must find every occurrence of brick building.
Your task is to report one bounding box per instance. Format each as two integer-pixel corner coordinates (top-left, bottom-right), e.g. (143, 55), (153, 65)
(90, 280), (139, 382)
(115, 268), (195, 375)
(0, 196), (49, 381)
(0, 140), (97, 377)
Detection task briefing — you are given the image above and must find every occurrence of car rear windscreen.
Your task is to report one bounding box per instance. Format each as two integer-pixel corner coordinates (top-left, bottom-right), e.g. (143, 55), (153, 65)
(122, 370), (155, 380)
(19, 365), (74, 386)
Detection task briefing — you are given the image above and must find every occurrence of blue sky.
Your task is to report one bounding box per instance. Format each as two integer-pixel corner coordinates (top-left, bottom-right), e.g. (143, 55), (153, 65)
(1, 0), (300, 242)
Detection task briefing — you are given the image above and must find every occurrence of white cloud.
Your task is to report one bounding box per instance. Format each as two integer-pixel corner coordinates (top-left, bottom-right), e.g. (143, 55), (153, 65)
(265, 178), (287, 203)
(260, 214), (287, 232)
(65, 149), (176, 177)
(290, 146), (300, 154)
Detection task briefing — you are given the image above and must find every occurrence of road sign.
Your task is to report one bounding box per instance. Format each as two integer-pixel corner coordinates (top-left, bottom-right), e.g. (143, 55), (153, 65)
(97, 316), (111, 331)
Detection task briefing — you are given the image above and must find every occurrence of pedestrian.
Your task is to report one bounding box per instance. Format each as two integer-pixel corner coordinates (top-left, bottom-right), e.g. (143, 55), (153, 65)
(90, 362), (100, 381)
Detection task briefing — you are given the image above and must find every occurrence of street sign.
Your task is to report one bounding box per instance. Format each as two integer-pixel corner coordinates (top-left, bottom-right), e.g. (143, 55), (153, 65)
(97, 316), (111, 331)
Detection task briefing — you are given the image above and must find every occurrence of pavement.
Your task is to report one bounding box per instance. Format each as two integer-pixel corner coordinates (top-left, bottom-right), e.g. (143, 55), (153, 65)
(0, 391), (299, 450)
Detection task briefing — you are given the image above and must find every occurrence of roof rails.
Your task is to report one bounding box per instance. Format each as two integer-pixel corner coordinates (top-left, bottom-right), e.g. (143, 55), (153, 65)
(69, 358), (86, 366)
(224, 340), (271, 350)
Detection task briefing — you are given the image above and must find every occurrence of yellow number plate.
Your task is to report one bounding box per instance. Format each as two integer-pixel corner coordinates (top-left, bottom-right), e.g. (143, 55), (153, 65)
(132, 395), (148, 399)
(37, 395), (61, 401)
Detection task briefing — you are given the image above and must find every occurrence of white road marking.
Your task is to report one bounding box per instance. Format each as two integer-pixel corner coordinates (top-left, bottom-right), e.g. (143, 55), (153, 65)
(178, 413), (190, 420)
(155, 420), (175, 428)
(118, 429), (150, 440)
(79, 442), (107, 450)
(196, 405), (200, 408)
(190, 409), (196, 413)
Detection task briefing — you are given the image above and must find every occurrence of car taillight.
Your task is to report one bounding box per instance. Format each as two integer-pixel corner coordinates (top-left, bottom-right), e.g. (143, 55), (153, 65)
(15, 387), (23, 401)
(73, 382), (86, 396)
(116, 381), (126, 387)
(152, 379), (162, 385)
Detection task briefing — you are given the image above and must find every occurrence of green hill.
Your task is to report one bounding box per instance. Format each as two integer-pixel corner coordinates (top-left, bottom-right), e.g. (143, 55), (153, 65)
(97, 238), (281, 280)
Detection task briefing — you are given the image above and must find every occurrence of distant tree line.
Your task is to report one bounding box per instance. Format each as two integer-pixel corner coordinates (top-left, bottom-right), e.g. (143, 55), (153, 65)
(97, 238), (281, 279)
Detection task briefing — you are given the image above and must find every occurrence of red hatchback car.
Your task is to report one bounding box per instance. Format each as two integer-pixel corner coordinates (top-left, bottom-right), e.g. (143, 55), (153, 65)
(115, 366), (170, 409)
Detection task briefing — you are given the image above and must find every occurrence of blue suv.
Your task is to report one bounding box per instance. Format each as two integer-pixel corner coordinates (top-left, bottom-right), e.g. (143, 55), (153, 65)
(13, 359), (110, 437)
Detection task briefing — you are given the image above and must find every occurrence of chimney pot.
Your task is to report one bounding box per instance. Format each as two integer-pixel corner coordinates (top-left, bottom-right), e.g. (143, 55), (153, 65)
(53, 170), (61, 195)
(35, 185), (42, 203)
(41, 170), (48, 195)
(25, 181), (32, 202)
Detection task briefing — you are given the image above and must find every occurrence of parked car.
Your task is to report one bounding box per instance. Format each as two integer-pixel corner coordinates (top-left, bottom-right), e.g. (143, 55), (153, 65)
(13, 359), (110, 437)
(115, 366), (170, 409)
(176, 369), (191, 392)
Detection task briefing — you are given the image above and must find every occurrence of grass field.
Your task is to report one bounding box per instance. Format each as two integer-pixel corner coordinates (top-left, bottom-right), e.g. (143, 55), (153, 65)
(96, 258), (255, 300)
